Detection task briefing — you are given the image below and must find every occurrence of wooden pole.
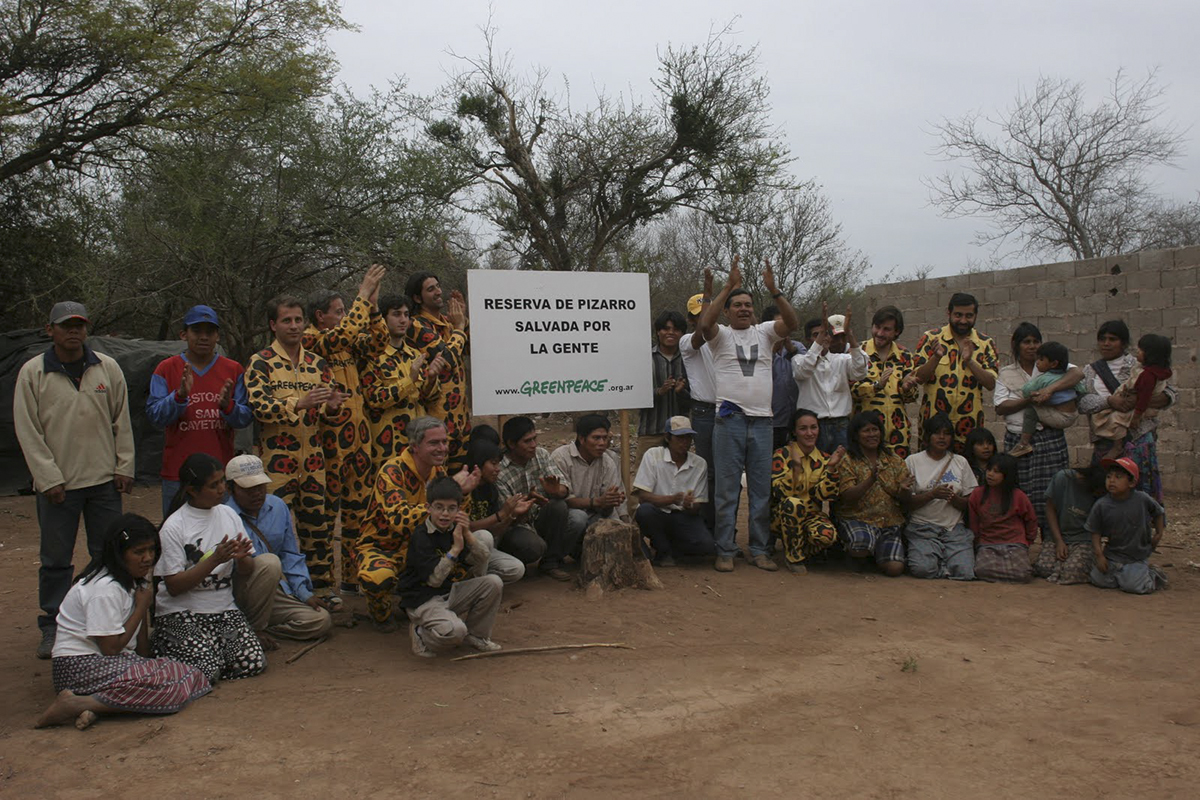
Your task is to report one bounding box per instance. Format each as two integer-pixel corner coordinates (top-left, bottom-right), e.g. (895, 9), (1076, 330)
(618, 407), (632, 488)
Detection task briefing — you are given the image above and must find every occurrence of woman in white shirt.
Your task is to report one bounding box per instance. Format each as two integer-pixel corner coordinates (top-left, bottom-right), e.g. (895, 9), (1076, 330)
(903, 413), (978, 580)
(35, 514), (210, 730)
(151, 453), (266, 682)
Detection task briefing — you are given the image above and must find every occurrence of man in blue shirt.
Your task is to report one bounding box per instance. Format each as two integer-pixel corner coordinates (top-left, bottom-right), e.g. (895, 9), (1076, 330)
(225, 455), (333, 647)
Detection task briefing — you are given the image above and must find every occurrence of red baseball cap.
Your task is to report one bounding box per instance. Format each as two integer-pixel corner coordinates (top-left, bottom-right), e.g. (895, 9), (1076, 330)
(1101, 457), (1139, 484)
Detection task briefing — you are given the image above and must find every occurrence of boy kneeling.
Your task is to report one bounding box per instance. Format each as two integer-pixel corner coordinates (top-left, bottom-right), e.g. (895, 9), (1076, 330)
(1087, 457), (1167, 594)
(400, 476), (504, 657)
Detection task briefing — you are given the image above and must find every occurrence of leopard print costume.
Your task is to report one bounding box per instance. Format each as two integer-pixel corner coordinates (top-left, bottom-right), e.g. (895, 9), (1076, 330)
(360, 340), (441, 466)
(356, 448), (446, 623)
(912, 324), (1000, 454)
(245, 341), (348, 596)
(852, 340), (919, 458)
(407, 310), (471, 469)
(302, 295), (387, 591)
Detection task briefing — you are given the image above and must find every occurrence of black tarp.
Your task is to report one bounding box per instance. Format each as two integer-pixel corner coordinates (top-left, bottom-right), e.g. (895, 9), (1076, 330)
(1, 330), (188, 496)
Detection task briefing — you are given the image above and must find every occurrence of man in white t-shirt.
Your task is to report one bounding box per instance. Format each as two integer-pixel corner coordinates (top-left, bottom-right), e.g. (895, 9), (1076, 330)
(698, 257), (799, 572)
(680, 293), (717, 532)
(794, 307), (868, 453)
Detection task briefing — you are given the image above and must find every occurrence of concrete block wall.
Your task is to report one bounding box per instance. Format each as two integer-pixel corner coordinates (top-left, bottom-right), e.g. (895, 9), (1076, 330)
(863, 245), (1200, 494)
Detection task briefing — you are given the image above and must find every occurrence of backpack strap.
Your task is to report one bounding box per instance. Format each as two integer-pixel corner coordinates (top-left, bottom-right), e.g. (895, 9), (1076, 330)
(1090, 358), (1121, 394)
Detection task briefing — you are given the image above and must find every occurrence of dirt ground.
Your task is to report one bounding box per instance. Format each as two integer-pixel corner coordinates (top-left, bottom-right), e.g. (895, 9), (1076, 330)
(3, 421), (1200, 798)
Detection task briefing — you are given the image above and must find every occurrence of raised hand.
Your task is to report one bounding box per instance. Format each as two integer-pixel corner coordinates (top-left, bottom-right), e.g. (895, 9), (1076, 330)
(728, 255), (742, 290)
(703, 268), (714, 298)
(447, 295), (466, 329)
(359, 263), (387, 301)
(452, 465), (482, 495)
(843, 306), (858, 348)
(763, 257), (778, 296)
(177, 363), (194, 401)
(408, 353), (428, 384)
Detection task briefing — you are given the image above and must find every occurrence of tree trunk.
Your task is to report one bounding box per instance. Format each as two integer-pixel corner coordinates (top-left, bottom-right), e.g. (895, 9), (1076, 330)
(579, 518), (663, 595)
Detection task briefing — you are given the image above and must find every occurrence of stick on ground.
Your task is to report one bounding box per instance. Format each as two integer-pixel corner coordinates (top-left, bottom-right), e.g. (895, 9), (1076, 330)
(450, 642), (633, 662)
(285, 636), (328, 664)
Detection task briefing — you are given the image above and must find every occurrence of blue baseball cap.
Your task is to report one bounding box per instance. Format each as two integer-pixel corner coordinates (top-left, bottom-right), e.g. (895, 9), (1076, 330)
(183, 305), (220, 327)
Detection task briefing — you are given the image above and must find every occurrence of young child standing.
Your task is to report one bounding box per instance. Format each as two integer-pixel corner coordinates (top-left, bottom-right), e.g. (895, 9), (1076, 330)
(1088, 457), (1167, 594)
(1091, 334), (1172, 461)
(1008, 342), (1082, 458)
(36, 514), (210, 730)
(400, 476), (504, 658)
(152, 453), (266, 681)
(964, 427), (996, 486)
(969, 454), (1038, 582)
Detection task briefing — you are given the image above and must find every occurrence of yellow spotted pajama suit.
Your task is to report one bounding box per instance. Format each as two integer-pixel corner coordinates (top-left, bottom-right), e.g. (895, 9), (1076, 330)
(407, 310), (471, 468)
(356, 448), (446, 623)
(360, 341), (441, 466)
(770, 444), (839, 565)
(246, 341), (350, 595)
(852, 341), (919, 458)
(303, 295), (387, 589)
(912, 324), (1000, 454)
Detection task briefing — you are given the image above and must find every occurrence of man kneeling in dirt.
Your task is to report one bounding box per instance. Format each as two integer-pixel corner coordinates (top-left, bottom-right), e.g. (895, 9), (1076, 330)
(400, 476), (503, 657)
(225, 455), (333, 649)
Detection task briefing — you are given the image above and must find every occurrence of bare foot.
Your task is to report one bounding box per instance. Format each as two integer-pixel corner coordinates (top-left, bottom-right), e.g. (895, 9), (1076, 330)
(75, 710), (98, 731)
(35, 689), (91, 728)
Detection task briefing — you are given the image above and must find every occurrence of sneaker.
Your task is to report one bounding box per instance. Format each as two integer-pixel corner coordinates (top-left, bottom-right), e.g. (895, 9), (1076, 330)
(540, 565), (572, 582)
(464, 634), (502, 652)
(373, 617), (399, 634)
(752, 554), (779, 572)
(654, 555), (677, 568)
(339, 582), (360, 597)
(410, 624), (435, 658)
(786, 561), (808, 575)
(36, 627), (56, 660)
(714, 556), (734, 573)
(1008, 442), (1034, 458)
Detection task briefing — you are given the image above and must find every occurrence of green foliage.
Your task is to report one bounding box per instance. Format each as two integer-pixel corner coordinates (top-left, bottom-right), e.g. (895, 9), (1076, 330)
(902, 657), (918, 673)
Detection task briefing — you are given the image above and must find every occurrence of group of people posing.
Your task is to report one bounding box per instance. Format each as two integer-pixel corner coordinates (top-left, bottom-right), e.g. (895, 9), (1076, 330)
(15, 258), (1174, 731)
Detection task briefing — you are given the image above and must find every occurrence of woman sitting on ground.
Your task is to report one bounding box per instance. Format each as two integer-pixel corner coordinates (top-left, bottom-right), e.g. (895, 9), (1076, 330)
(769, 408), (842, 575)
(833, 411), (912, 577)
(152, 453), (266, 683)
(969, 454), (1038, 582)
(36, 514), (210, 730)
(1034, 465), (1107, 584)
(904, 413), (978, 580)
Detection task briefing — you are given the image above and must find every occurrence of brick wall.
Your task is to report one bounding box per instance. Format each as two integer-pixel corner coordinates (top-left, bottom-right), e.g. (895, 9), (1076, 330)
(863, 245), (1200, 494)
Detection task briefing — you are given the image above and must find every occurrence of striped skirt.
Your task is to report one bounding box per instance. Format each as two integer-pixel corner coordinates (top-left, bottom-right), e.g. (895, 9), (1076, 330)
(52, 653), (211, 714)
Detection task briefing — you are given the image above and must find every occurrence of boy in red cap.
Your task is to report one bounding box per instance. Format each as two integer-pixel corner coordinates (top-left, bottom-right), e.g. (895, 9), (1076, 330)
(1086, 457), (1167, 594)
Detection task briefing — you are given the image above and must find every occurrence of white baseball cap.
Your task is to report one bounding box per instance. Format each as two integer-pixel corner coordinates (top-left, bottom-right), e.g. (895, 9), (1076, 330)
(225, 455), (272, 488)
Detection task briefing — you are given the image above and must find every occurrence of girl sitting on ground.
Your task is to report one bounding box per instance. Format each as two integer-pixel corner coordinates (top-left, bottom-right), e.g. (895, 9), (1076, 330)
(904, 414), (977, 580)
(969, 454), (1038, 582)
(964, 427), (996, 486)
(152, 453), (266, 683)
(769, 408), (843, 575)
(1035, 465), (1107, 584)
(36, 514), (210, 730)
(834, 411), (913, 577)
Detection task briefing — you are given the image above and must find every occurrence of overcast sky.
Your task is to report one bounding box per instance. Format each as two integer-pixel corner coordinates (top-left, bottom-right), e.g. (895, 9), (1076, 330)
(328, 0), (1200, 283)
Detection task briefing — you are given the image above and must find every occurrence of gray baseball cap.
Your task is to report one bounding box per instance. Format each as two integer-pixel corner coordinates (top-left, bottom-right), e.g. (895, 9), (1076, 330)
(49, 301), (89, 325)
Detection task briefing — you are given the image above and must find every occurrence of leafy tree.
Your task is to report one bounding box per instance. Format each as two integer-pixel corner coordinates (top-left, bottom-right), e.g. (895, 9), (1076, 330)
(0, 0), (346, 182)
(424, 24), (790, 271)
(927, 70), (1188, 261)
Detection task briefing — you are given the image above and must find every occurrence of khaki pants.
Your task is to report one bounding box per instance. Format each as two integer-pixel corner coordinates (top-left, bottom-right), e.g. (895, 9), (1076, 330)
(406, 575), (503, 652)
(234, 554), (333, 641)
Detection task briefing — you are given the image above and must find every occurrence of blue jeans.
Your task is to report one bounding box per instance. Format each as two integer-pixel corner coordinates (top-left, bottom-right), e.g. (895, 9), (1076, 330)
(161, 479), (181, 520)
(1089, 559), (1160, 594)
(690, 402), (716, 532)
(817, 416), (849, 453)
(712, 413), (772, 558)
(37, 481), (123, 630)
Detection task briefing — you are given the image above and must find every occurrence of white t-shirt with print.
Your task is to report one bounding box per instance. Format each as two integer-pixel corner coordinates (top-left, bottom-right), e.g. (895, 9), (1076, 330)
(708, 322), (781, 418)
(53, 570), (141, 658)
(155, 503), (252, 616)
(679, 332), (716, 404)
(905, 451), (977, 529)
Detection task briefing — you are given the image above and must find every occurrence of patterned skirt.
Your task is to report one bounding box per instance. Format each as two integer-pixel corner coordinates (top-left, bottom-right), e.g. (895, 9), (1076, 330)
(51, 653), (210, 714)
(1004, 429), (1068, 535)
(974, 543), (1033, 583)
(1033, 541), (1093, 585)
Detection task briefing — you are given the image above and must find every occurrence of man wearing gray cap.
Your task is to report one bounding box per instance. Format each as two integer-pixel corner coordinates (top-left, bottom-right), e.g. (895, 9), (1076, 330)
(14, 301), (135, 658)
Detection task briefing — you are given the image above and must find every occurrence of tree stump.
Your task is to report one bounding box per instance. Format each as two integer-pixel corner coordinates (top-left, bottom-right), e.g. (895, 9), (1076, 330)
(579, 518), (663, 594)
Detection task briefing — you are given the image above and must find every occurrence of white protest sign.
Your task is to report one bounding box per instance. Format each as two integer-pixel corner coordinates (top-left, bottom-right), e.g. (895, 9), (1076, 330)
(468, 269), (652, 415)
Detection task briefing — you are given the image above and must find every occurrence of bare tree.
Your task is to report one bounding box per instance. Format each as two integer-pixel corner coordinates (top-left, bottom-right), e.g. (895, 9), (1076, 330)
(927, 70), (1187, 260)
(424, 23), (790, 271)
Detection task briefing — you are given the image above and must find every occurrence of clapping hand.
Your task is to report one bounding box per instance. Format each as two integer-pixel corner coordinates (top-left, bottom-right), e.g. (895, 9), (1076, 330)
(827, 446), (846, 469)
(728, 255), (742, 290)
(217, 378), (234, 409)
